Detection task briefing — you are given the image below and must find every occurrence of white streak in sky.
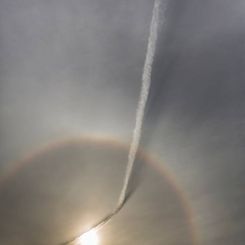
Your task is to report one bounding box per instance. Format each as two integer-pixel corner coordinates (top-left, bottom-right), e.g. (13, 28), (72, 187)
(61, 1), (165, 244)
(118, 0), (163, 207)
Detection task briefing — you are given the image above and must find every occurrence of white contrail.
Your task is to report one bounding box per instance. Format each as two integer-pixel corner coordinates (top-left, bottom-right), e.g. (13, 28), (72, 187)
(118, 0), (163, 207)
(61, 1), (165, 244)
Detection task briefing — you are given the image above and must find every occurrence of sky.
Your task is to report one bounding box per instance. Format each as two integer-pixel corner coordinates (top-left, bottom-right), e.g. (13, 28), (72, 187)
(0, 0), (245, 244)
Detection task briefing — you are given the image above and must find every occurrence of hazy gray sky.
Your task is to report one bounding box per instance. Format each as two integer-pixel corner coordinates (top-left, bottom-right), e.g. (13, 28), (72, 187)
(0, 0), (245, 244)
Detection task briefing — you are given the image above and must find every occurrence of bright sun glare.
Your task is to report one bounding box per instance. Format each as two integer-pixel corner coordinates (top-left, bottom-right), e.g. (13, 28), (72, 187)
(77, 229), (99, 245)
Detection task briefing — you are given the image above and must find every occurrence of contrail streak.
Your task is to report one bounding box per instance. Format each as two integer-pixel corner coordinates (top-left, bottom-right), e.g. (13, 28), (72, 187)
(60, 0), (165, 244)
(118, 0), (163, 207)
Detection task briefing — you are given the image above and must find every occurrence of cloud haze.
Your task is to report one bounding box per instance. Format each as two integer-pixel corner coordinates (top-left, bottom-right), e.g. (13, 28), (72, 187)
(0, 0), (245, 244)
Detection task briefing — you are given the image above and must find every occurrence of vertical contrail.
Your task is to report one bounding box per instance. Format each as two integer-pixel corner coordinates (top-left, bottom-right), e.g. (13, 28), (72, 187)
(61, 0), (165, 244)
(118, 0), (163, 207)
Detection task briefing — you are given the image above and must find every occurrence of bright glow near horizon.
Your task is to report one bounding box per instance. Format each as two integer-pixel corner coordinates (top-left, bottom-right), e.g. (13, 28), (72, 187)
(77, 229), (99, 245)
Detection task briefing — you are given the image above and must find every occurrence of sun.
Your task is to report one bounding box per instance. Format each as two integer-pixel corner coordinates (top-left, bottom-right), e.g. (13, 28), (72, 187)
(77, 229), (99, 245)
